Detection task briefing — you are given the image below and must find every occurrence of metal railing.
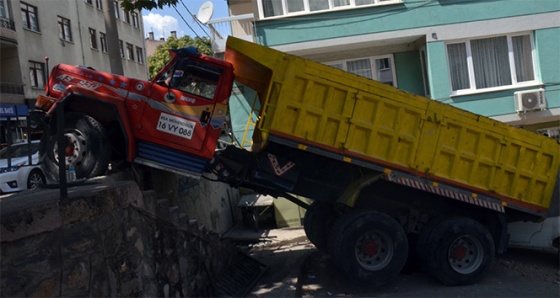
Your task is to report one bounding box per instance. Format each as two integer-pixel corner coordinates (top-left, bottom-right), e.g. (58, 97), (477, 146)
(0, 82), (24, 95)
(207, 14), (255, 54)
(0, 17), (15, 31)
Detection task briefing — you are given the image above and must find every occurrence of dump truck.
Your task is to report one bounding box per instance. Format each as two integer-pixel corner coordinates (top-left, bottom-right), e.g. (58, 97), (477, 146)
(33, 37), (560, 287)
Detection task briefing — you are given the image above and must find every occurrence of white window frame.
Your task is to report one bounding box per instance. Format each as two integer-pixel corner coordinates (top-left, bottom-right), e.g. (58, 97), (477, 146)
(100, 32), (107, 52)
(446, 32), (539, 96)
(325, 54), (398, 87)
(131, 11), (139, 28)
(0, 0), (7, 18)
(21, 2), (39, 32)
(122, 8), (130, 23)
(119, 40), (124, 58)
(136, 46), (144, 64)
(419, 47), (431, 97)
(113, 1), (119, 19)
(89, 27), (97, 49)
(126, 42), (134, 60)
(257, 0), (402, 20)
(57, 16), (72, 42)
(29, 60), (45, 88)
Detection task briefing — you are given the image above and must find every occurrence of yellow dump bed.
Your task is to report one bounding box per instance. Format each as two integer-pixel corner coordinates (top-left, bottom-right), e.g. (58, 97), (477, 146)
(225, 37), (560, 214)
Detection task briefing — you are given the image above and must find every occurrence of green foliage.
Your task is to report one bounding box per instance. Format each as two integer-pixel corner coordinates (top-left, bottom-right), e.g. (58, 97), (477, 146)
(119, 0), (179, 12)
(148, 36), (213, 79)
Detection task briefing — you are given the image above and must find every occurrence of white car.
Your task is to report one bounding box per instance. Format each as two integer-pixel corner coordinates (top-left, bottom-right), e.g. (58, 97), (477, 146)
(0, 140), (45, 194)
(509, 216), (560, 253)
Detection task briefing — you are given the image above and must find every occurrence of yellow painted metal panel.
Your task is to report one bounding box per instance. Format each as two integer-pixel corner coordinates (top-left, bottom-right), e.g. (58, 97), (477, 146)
(225, 37), (560, 211)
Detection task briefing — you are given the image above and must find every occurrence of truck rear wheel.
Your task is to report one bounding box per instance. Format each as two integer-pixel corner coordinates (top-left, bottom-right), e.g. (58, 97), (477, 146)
(303, 202), (337, 253)
(420, 217), (495, 286)
(40, 112), (110, 182)
(327, 210), (408, 286)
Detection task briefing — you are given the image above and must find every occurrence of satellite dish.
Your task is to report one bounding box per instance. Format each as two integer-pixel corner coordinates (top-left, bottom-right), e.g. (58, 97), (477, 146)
(197, 1), (214, 24)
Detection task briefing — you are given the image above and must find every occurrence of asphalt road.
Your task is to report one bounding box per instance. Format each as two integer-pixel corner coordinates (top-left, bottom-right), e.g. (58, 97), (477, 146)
(239, 227), (559, 298)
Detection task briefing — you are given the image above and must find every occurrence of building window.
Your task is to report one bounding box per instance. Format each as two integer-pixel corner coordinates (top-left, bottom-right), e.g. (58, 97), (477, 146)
(119, 40), (124, 58)
(21, 2), (39, 32)
(89, 28), (97, 49)
(420, 48), (430, 97)
(100, 32), (107, 52)
(113, 1), (119, 19)
(58, 16), (73, 42)
(29, 61), (45, 88)
(95, 0), (103, 10)
(447, 33), (537, 94)
(260, 0), (400, 18)
(131, 12), (139, 28)
(0, 0), (7, 18)
(326, 55), (397, 87)
(85, 0), (93, 6)
(136, 46), (144, 64)
(126, 43), (134, 60)
(536, 127), (560, 141)
(122, 8), (130, 23)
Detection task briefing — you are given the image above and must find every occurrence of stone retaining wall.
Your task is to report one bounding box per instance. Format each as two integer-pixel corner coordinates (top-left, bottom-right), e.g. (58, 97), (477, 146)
(0, 179), (240, 297)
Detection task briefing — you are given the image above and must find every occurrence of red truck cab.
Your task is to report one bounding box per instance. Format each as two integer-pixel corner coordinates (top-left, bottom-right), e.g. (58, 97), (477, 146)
(35, 47), (234, 181)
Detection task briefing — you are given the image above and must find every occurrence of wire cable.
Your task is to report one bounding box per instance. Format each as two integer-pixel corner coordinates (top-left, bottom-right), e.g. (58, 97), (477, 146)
(180, 0), (211, 38)
(172, 4), (200, 38)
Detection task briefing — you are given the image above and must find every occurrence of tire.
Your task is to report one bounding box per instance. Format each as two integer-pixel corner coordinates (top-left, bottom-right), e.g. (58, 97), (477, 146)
(40, 112), (111, 182)
(327, 210), (408, 286)
(422, 217), (495, 286)
(27, 169), (45, 190)
(303, 202), (337, 253)
(415, 216), (450, 270)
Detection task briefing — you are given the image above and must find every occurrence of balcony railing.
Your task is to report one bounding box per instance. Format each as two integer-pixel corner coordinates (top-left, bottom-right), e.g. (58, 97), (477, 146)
(0, 17), (15, 31)
(207, 14), (254, 54)
(0, 82), (24, 95)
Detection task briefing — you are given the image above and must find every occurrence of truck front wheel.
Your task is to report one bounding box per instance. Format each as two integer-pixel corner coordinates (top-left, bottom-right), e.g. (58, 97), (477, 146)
(328, 210), (408, 286)
(420, 217), (495, 286)
(40, 112), (110, 182)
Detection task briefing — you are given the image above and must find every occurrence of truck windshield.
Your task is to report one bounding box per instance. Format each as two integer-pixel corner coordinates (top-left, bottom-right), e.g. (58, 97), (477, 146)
(159, 58), (222, 100)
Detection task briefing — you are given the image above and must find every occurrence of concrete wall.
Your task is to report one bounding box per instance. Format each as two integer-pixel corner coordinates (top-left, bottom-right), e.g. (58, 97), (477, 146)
(0, 177), (240, 297)
(141, 167), (242, 236)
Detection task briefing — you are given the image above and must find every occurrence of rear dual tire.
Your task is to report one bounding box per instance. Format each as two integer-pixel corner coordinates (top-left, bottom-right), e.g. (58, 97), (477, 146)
(417, 217), (495, 286)
(327, 210), (408, 286)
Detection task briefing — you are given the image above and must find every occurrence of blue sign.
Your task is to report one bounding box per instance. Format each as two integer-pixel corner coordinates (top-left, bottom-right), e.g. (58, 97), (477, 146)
(0, 105), (28, 117)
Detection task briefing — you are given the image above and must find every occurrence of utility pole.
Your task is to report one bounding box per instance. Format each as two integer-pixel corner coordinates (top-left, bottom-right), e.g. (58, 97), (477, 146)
(102, 0), (124, 75)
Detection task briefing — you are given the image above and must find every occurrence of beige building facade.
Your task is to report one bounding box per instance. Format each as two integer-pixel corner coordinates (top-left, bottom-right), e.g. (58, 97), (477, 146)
(0, 0), (147, 144)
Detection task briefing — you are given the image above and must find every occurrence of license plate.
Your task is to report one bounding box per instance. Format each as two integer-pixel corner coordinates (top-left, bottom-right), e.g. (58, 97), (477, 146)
(156, 113), (195, 140)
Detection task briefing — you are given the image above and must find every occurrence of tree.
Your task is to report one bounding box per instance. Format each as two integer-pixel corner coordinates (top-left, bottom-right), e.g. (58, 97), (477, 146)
(119, 0), (179, 12)
(148, 36), (212, 79)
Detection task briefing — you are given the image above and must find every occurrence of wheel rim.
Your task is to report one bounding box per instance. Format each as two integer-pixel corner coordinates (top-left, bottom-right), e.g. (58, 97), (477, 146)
(28, 172), (43, 189)
(354, 230), (394, 271)
(447, 235), (484, 274)
(53, 131), (87, 166)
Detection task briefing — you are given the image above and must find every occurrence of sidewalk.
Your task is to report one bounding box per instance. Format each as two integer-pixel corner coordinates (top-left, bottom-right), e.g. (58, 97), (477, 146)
(223, 224), (316, 297)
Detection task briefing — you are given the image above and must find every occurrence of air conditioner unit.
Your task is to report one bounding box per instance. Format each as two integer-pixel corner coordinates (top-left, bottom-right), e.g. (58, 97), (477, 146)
(514, 89), (546, 113)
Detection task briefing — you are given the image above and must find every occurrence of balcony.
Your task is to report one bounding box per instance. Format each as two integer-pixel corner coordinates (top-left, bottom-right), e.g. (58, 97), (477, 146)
(0, 17), (16, 43)
(207, 14), (254, 54)
(0, 82), (25, 104)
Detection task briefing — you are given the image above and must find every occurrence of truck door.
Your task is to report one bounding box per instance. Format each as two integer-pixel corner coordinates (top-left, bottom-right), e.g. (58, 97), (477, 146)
(142, 57), (222, 152)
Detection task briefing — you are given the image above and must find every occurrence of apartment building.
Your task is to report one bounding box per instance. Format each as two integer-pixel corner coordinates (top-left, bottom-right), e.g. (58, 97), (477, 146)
(211, 0), (560, 139)
(0, 0), (147, 144)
